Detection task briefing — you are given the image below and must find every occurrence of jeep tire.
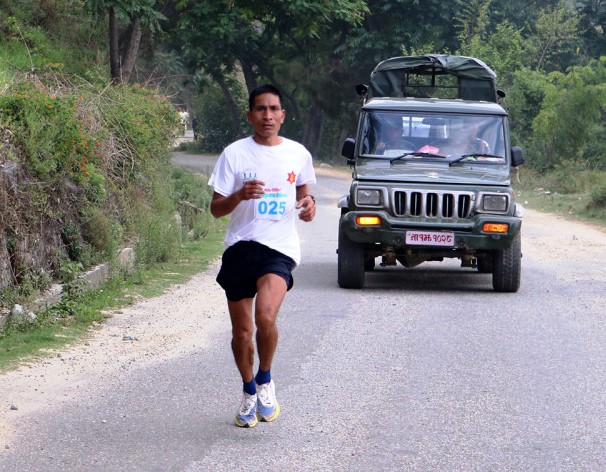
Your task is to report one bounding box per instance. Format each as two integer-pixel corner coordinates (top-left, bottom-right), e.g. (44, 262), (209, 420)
(338, 226), (365, 289)
(492, 232), (521, 292)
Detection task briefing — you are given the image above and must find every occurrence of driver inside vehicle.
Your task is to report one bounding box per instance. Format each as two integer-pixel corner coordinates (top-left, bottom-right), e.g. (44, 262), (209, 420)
(373, 118), (406, 155)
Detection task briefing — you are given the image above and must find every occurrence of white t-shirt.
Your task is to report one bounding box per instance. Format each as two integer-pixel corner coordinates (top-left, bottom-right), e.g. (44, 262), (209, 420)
(208, 136), (316, 265)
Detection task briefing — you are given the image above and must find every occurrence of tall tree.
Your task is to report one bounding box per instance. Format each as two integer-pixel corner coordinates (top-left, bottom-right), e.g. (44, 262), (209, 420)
(532, 57), (606, 169)
(337, 0), (467, 84)
(86, 0), (166, 84)
(575, 0), (606, 59)
(455, 0), (525, 85)
(489, 0), (561, 32)
(531, 3), (581, 71)
(174, 0), (368, 151)
(455, 0), (491, 51)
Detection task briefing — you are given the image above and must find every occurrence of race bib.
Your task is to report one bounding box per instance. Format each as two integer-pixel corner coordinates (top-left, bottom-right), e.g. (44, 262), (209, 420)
(253, 169), (297, 221)
(254, 187), (289, 220)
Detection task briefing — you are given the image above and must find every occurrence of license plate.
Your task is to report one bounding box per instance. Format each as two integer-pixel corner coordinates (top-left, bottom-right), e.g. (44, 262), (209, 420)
(405, 231), (454, 247)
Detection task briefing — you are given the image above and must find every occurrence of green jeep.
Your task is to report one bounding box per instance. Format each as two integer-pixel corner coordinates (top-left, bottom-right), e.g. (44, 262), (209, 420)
(338, 55), (525, 292)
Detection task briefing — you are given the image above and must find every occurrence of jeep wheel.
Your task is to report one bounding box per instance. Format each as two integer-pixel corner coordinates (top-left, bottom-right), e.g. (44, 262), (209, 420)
(492, 233), (521, 292)
(338, 227), (365, 289)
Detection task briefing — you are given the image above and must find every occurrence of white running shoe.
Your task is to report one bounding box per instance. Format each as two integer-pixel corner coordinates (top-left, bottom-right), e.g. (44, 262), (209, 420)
(256, 380), (280, 422)
(234, 392), (258, 428)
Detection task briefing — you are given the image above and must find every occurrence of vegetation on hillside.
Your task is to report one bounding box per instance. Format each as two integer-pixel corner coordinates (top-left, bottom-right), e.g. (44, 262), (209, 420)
(0, 2), (219, 332)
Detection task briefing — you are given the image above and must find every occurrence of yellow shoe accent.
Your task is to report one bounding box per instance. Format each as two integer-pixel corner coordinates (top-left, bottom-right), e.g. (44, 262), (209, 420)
(234, 414), (258, 428)
(258, 401), (280, 422)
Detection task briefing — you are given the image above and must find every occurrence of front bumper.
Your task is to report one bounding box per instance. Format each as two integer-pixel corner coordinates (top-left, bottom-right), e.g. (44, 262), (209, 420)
(340, 210), (522, 251)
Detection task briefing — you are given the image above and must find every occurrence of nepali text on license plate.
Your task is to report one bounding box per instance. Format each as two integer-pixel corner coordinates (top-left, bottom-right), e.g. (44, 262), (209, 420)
(405, 231), (454, 247)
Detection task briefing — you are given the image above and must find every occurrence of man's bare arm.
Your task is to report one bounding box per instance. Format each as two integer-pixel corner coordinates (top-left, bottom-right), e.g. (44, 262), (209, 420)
(210, 179), (266, 218)
(295, 184), (316, 222)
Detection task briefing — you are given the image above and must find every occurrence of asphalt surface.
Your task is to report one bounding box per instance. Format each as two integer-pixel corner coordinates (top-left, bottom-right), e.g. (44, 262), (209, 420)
(1, 153), (605, 471)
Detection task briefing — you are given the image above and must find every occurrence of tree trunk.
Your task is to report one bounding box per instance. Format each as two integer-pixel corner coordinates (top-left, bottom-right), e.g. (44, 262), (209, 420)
(121, 17), (142, 84)
(303, 104), (324, 157)
(108, 7), (121, 84)
(239, 58), (257, 96)
(213, 72), (243, 138)
(258, 67), (301, 121)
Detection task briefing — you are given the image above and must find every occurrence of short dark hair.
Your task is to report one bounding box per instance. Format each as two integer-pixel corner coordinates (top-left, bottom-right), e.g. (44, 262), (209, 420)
(248, 84), (282, 111)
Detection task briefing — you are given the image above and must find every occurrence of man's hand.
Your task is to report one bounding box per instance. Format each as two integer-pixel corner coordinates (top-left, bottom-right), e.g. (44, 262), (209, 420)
(210, 179), (266, 218)
(241, 179), (266, 200)
(296, 195), (316, 222)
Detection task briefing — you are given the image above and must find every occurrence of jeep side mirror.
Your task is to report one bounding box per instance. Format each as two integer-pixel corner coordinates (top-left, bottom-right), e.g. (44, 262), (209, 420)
(342, 138), (356, 165)
(511, 146), (524, 167)
(355, 84), (368, 97)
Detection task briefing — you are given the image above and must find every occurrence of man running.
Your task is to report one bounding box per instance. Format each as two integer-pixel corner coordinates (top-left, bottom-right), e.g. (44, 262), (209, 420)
(208, 84), (317, 427)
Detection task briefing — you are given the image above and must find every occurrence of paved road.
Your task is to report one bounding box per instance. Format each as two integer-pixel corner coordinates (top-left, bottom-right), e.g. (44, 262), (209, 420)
(1, 153), (605, 471)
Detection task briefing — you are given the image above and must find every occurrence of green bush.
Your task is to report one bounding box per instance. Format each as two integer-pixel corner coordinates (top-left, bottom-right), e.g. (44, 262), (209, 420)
(170, 167), (213, 237)
(0, 82), (100, 182)
(533, 161), (606, 195)
(550, 160), (590, 194)
(0, 16), (59, 68)
(129, 169), (182, 267)
(83, 168), (107, 203)
(101, 85), (181, 179)
(81, 206), (116, 258)
(530, 58), (606, 171)
(588, 182), (606, 208)
(61, 221), (83, 262)
(0, 73), (189, 306)
(135, 214), (182, 267)
(191, 82), (247, 153)
(191, 211), (215, 240)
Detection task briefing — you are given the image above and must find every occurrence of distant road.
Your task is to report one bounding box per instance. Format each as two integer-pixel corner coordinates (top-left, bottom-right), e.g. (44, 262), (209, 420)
(171, 151), (218, 176)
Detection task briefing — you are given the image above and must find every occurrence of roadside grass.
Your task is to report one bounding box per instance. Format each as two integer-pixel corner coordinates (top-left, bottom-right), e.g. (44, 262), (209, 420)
(513, 168), (606, 227)
(0, 221), (226, 372)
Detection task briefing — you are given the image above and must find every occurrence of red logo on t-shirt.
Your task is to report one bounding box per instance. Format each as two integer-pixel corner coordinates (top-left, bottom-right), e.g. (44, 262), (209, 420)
(286, 171), (296, 184)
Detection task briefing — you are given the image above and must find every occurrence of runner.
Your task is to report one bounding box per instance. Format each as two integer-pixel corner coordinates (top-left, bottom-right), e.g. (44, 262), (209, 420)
(208, 84), (317, 427)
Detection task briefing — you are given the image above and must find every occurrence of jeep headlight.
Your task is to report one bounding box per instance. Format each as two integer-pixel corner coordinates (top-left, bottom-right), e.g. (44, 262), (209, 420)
(480, 194), (508, 212)
(357, 189), (382, 206)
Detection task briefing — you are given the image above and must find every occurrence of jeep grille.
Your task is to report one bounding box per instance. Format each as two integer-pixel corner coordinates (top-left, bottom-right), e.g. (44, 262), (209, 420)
(393, 190), (474, 219)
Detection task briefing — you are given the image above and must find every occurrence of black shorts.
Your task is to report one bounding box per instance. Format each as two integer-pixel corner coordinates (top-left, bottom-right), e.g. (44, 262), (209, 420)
(216, 240), (295, 301)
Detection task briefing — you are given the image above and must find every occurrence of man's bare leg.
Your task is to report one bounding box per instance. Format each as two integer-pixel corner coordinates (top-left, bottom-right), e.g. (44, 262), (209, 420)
(228, 297), (255, 383)
(253, 273), (287, 422)
(255, 273), (288, 372)
(229, 297), (260, 427)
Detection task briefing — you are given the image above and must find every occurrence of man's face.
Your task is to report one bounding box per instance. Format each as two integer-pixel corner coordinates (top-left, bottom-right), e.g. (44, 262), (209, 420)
(246, 93), (285, 139)
(386, 125), (401, 140)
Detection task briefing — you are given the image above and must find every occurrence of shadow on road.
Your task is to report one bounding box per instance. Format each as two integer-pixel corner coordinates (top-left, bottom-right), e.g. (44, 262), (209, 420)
(297, 260), (495, 293)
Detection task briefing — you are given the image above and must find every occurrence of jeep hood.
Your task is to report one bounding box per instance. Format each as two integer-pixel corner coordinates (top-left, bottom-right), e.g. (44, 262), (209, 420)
(354, 160), (511, 186)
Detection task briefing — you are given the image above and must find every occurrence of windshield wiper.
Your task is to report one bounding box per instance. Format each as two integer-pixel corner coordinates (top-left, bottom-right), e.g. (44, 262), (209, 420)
(389, 152), (446, 164)
(359, 155), (393, 160)
(449, 153), (504, 166)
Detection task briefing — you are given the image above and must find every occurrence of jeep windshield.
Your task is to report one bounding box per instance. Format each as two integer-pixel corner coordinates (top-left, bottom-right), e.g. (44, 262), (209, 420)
(359, 111), (507, 165)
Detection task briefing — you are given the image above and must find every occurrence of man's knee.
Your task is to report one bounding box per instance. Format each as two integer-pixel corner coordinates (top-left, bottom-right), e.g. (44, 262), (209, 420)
(232, 325), (254, 345)
(255, 307), (278, 332)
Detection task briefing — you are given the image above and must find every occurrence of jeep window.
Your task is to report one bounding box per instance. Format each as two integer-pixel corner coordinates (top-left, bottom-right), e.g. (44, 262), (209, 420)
(360, 111), (506, 164)
(402, 72), (459, 99)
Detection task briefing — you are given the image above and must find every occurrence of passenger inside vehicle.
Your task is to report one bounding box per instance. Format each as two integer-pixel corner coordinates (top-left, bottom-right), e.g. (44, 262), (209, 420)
(442, 121), (490, 157)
